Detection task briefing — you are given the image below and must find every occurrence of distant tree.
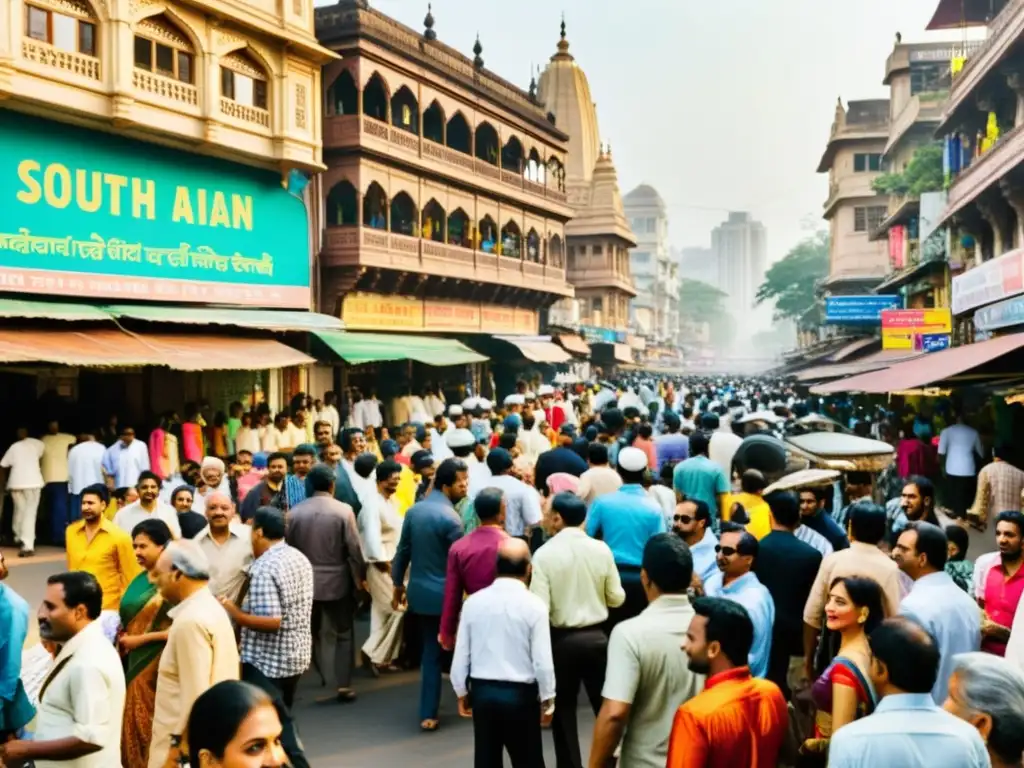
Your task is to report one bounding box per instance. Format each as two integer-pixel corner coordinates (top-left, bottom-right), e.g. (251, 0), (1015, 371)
(755, 231), (829, 322)
(871, 143), (943, 197)
(678, 279), (729, 320)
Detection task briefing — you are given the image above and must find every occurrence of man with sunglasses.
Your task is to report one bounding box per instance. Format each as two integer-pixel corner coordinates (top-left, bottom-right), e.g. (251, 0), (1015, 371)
(704, 526), (774, 678)
(672, 498), (718, 588)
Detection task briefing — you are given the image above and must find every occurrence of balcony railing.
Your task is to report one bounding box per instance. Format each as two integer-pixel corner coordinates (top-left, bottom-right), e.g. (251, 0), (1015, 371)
(322, 225), (569, 293)
(945, 0), (1024, 119)
(324, 114), (569, 205)
(946, 121), (1024, 214)
(22, 38), (99, 81)
(133, 69), (197, 106)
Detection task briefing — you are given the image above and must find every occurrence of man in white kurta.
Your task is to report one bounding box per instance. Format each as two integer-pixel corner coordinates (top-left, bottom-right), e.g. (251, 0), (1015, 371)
(149, 541), (240, 768)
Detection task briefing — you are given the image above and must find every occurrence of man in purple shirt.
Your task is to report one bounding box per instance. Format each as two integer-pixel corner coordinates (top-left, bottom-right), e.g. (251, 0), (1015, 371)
(654, 411), (689, 472)
(439, 487), (508, 650)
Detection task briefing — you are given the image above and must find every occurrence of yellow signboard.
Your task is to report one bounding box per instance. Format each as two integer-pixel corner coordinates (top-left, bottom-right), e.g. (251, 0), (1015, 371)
(342, 293), (539, 335)
(881, 308), (952, 351)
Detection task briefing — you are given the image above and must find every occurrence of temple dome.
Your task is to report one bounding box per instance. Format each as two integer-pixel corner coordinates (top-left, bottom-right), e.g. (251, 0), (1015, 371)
(537, 20), (600, 190)
(623, 183), (667, 215)
(568, 147), (636, 245)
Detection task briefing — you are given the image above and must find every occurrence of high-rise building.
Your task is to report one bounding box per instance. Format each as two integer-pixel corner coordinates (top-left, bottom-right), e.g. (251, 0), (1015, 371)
(623, 184), (678, 344)
(538, 21), (636, 336)
(710, 212), (767, 319)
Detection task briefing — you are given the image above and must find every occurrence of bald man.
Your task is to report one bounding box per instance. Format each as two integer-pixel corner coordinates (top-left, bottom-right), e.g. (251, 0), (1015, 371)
(450, 536), (555, 767)
(193, 490), (253, 604)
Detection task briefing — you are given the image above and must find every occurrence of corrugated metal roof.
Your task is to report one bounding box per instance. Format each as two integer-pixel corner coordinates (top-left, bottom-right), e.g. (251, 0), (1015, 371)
(315, 331), (487, 366)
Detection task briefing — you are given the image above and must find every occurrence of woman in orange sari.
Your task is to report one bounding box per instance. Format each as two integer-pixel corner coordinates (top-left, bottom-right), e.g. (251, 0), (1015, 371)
(118, 518), (174, 768)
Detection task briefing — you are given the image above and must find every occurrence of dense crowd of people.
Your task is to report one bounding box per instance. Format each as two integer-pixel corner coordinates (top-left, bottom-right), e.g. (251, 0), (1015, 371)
(1, 377), (1024, 767)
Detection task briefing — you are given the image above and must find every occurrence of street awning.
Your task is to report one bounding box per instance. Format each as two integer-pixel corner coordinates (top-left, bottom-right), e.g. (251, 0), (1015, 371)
(811, 333), (1024, 394)
(795, 350), (925, 383)
(556, 334), (590, 357)
(829, 337), (878, 362)
(0, 298), (111, 321)
(613, 343), (632, 364)
(494, 336), (573, 364)
(314, 331), (487, 366)
(101, 305), (344, 332)
(0, 329), (314, 369)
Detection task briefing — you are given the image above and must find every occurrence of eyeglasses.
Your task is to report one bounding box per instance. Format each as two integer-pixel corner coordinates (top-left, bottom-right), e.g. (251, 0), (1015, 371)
(673, 514), (694, 523)
(714, 545), (738, 557)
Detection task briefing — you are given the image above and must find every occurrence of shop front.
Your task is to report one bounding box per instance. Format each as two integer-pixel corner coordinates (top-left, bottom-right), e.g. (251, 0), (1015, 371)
(0, 111), (331, 435)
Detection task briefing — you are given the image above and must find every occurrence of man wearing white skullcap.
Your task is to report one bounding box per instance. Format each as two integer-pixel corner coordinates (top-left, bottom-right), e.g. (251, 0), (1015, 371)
(585, 446), (666, 629)
(503, 394), (525, 414)
(191, 455), (232, 513)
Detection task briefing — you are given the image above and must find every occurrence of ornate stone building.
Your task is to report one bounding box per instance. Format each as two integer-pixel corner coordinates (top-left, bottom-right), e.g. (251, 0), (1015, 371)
(314, 0), (574, 341)
(538, 21), (636, 338)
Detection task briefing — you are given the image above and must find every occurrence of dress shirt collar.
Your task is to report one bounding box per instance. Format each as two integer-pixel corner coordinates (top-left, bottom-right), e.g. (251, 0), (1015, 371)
(646, 593), (692, 614)
(51, 618), (104, 665)
(195, 521), (249, 542)
(850, 541), (885, 556)
(166, 584), (211, 619)
(722, 571), (758, 594)
(554, 526), (587, 540)
(875, 692), (938, 713)
(705, 665), (751, 691)
(617, 484), (646, 496)
(427, 489), (455, 509)
(259, 540), (286, 560)
(913, 570), (951, 589)
(489, 577), (528, 594)
(692, 528), (717, 550)
(70, 517), (116, 537)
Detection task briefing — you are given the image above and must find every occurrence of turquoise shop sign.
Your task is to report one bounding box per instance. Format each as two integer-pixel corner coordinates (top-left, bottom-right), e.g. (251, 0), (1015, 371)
(0, 111), (310, 307)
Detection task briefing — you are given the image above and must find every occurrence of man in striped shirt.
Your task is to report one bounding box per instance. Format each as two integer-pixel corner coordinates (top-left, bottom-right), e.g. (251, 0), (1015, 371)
(968, 444), (1024, 531)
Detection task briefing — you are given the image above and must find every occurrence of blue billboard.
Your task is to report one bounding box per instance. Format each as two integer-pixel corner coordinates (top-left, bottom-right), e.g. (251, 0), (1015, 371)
(824, 295), (901, 324)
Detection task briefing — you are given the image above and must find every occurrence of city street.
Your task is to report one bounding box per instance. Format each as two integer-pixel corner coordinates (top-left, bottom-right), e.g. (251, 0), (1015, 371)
(4, 548), (596, 767)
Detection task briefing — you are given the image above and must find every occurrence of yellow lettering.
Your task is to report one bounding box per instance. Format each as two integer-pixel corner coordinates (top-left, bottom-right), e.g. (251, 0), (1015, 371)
(104, 174), (128, 216)
(132, 178), (156, 220)
(231, 194), (253, 231)
(209, 191), (230, 228)
(197, 189), (208, 226)
(43, 164), (72, 209)
(75, 170), (103, 213)
(16, 160), (42, 204)
(172, 186), (195, 225)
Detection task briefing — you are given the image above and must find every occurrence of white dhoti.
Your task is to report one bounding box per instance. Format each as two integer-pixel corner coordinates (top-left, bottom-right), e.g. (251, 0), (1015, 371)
(361, 565), (405, 666)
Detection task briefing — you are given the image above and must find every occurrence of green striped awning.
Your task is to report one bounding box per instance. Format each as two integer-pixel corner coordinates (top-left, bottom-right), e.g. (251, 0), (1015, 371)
(314, 331), (487, 366)
(0, 298), (110, 321)
(102, 305), (344, 332)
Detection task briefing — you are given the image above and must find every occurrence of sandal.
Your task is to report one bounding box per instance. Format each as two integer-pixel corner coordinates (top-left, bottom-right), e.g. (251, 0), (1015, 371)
(420, 719), (439, 732)
(337, 688), (357, 703)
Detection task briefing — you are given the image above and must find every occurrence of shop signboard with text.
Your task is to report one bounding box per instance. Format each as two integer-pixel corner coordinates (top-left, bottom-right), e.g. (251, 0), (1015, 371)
(881, 308), (952, 351)
(824, 295), (901, 324)
(342, 293), (538, 335)
(0, 112), (310, 307)
(951, 248), (1024, 315)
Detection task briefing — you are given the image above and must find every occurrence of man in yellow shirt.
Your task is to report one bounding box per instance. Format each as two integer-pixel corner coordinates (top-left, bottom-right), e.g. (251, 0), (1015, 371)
(65, 483), (140, 610)
(723, 469), (773, 540)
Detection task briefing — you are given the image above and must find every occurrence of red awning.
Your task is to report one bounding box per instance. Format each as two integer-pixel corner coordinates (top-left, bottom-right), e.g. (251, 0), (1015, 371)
(811, 333), (1024, 394)
(795, 350), (924, 383)
(0, 329), (314, 370)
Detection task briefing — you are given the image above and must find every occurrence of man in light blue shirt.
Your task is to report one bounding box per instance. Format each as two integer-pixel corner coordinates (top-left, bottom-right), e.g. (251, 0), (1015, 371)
(672, 433), (728, 529)
(703, 528), (774, 678)
(587, 447), (667, 629)
(0, 555), (30, 728)
(100, 426), (150, 489)
(893, 521), (980, 705)
(671, 498), (718, 585)
(829, 617), (989, 768)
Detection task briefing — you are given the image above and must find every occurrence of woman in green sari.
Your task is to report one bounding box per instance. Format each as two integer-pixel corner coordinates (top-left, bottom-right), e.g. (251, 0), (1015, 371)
(118, 518), (174, 768)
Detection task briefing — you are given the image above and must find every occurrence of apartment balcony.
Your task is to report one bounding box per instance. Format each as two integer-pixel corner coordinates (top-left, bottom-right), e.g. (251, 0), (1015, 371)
(943, 122), (1024, 222)
(324, 114), (572, 217)
(566, 268), (637, 296)
(321, 225), (572, 297)
(824, 174), (885, 216)
(943, 0), (1024, 125)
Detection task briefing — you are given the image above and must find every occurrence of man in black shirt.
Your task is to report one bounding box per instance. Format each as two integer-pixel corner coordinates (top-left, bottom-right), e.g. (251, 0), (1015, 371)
(534, 425), (588, 493)
(756, 490), (823, 699)
(799, 486), (850, 552)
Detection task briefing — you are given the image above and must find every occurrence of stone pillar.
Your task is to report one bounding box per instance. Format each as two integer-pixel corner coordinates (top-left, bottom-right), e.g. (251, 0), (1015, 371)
(977, 198), (1010, 258)
(1007, 70), (1024, 127)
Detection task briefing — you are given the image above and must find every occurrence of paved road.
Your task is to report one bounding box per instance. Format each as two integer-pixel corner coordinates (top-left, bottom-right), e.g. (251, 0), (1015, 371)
(4, 549), (596, 767)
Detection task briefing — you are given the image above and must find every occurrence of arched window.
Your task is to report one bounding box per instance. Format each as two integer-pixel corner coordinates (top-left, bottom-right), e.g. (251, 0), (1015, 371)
(363, 182), (387, 229)
(133, 14), (192, 83)
(448, 208), (471, 248)
(423, 100), (445, 144)
(526, 229), (541, 262)
(475, 122), (498, 165)
(326, 180), (357, 226)
(525, 148), (543, 182)
(390, 192), (416, 236)
(447, 111), (471, 154)
(363, 72), (388, 122)
(29, 0), (97, 57)
(547, 156), (565, 192)
(422, 199), (446, 242)
(549, 234), (564, 267)
(391, 85), (418, 134)
(328, 69), (357, 115)
(478, 215), (497, 253)
(221, 49), (268, 110)
(501, 136), (524, 173)
(501, 220), (521, 259)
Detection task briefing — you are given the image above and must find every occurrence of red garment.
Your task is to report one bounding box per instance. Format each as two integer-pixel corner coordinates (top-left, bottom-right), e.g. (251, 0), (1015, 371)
(543, 405), (565, 432)
(897, 439), (937, 480)
(439, 526), (507, 644)
(632, 437), (657, 470)
(666, 666), (787, 768)
(983, 563), (1024, 655)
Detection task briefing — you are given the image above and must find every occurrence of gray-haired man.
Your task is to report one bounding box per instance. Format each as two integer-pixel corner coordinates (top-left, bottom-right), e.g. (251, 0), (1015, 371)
(149, 540), (240, 768)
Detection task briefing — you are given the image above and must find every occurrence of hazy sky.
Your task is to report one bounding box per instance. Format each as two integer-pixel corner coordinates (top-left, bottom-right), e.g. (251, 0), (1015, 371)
(325, 0), (979, 266)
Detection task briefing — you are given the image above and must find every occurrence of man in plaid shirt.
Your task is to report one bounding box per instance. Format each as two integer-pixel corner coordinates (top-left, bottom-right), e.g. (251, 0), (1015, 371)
(219, 505), (314, 768)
